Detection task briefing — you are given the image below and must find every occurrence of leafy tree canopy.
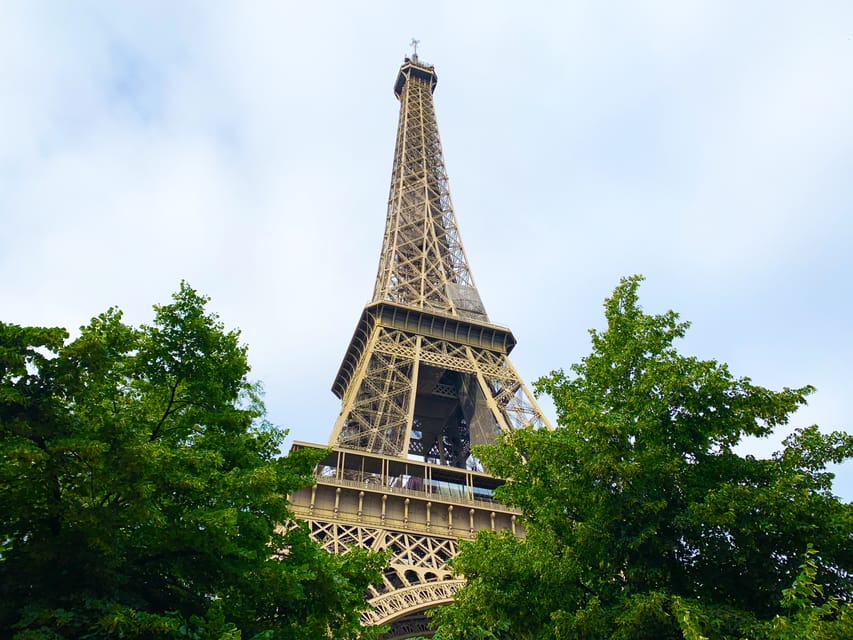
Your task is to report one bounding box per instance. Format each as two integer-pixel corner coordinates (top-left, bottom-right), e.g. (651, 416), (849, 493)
(0, 283), (384, 639)
(431, 276), (853, 640)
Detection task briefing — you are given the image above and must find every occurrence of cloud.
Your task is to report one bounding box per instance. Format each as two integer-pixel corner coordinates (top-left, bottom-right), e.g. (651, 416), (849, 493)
(2, 2), (851, 498)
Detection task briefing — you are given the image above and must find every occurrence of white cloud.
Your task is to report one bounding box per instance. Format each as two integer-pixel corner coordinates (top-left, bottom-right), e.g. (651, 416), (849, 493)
(2, 1), (851, 498)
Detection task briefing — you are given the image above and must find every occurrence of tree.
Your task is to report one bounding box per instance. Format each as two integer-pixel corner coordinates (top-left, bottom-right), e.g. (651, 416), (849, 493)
(0, 283), (385, 639)
(431, 276), (853, 639)
(758, 544), (853, 640)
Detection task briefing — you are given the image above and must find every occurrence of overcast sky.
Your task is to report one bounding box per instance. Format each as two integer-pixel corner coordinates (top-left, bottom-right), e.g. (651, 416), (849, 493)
(2, 2), (851, 499)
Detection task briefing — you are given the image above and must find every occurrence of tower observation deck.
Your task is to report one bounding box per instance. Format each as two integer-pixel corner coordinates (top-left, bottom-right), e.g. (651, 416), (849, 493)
(288, 52), (551, 638)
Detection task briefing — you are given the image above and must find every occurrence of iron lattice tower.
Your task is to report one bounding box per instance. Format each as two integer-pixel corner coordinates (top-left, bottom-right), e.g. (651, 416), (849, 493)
(289, 52), (551, 639)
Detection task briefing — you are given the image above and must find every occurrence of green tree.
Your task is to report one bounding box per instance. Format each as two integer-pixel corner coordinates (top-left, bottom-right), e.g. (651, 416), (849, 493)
(0, 283), (384, 639)
(757, 544), (853, 640)
(431, 276), (853, 639)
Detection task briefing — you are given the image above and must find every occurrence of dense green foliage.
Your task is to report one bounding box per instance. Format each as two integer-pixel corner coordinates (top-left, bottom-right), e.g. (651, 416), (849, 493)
(432, 276), (853, 639)
(0, 283), (384, 639)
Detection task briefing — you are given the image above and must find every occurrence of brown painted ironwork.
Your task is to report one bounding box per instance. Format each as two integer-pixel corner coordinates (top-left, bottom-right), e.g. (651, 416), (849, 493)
(288, 52), (551, 638)
(328, 55), (550, 468)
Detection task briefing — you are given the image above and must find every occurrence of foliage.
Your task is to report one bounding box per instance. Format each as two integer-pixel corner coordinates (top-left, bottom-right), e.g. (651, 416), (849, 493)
(431, 276), (853, 639)
(755, 544), (853, 640)
(0, 283), (384, 639)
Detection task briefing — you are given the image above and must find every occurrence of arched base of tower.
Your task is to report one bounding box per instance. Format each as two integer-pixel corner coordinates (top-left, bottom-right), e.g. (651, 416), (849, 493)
(365, 579), (464, 638)
(380, 610), (435, 639)
(364, 579), (464, 627)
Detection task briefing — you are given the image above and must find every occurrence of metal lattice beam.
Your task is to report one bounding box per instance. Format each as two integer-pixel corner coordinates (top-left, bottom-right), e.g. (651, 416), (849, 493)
(373, 60), (477, 317)
(288, 447), (523, 636)
(292, 53), (553, 637)
(329, 57), (550, 469)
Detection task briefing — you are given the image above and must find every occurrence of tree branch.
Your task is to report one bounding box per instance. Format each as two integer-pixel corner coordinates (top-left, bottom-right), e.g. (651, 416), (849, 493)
(150, 381), (179, 441)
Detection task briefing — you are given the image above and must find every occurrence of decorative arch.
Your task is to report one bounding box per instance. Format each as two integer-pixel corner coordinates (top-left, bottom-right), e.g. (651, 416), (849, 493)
(362, 579), (466, 626)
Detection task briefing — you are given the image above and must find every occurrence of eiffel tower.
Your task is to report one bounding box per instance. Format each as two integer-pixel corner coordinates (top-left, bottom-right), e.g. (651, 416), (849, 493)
(288, 48), (551, 639)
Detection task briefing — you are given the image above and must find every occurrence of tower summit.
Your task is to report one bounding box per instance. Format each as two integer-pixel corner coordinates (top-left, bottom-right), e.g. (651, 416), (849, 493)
(288, 52), (551, 637)
(328, 54), (551, 468)
(382, 57), (476, 318)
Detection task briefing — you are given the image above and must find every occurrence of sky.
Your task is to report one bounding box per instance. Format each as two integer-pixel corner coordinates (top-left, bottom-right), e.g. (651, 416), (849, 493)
(2, 2), (851, 499)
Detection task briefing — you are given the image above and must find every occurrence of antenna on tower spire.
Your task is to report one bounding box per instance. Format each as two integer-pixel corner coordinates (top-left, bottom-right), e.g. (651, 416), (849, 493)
(410, 37), (420, 61)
